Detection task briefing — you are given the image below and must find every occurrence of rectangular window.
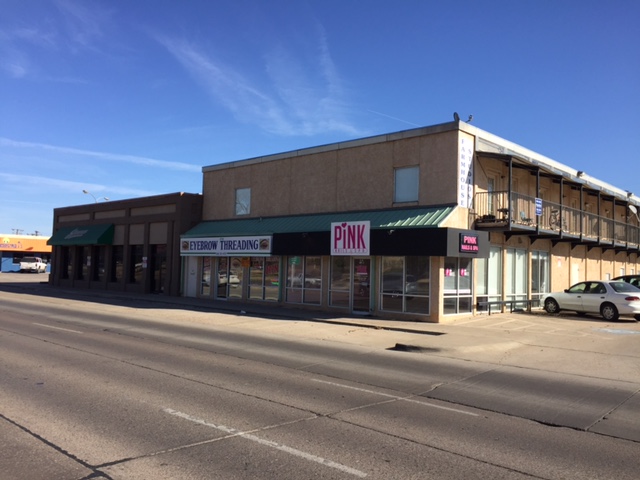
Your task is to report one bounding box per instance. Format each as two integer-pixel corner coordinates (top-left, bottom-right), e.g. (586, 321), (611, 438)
(129, 245), (143, 283)
(249, 256), (279, 301)
(380, 256), (430, 314)
(506, 248), (528, 305)
(286, 256), (322, 305)
(394, 166), (419, 203)
(201, 257), (212, 297)
(235, 188), (251, 215)
(476, 246), (503, 312)
(443, 257), (473, 315)
(531, 251), (549, 305)
(110, 246), (123, 283)
(329, 257), (350, 308)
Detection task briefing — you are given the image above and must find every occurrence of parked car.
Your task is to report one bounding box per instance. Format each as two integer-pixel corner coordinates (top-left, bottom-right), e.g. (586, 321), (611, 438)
(19, 256), (47, 273)
(542, 280), (640, 321)
(612, 275), (640, 288)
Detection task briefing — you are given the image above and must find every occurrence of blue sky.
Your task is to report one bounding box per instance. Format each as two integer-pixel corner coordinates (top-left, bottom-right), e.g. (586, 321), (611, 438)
(1, 0), (638, 236)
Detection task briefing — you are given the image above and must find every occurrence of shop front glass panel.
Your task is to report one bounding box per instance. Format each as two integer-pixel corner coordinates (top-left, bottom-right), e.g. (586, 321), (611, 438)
(531, 251), (549, 305)
(329, 257), (350, 308)
(381, 256), (404, 312)
(443, 257), (473, 315)
(94, 246), (106, 282)
(129, 245), (143, 284)
(249, 257), (264, 300)
(201, 257), (211, 297)
(264, 256), (279, 301)
(110, 246), (123, 283)
(405, 256), (430, 314)
(506, 248), (528, 305)
(217, 257), (229, 299)
(62, 246), (71, 279)
(228, 257), (243, 299)
(476, 246), (503, 312)
(286, 256), (321, 305)
(151, 244), (166, 294)
(352, 258), (371, 313)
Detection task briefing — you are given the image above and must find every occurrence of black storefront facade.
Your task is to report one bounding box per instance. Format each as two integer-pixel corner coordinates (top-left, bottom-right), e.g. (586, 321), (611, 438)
(180, 205), (489, 322)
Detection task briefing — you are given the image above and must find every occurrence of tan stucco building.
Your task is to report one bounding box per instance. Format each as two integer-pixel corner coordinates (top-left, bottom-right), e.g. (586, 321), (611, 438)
(180, 120), (639, 322)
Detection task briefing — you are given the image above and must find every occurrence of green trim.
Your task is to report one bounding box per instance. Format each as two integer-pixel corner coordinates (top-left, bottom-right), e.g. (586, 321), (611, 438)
(47, 224), (114, 246)
(182, 206), (455, 238)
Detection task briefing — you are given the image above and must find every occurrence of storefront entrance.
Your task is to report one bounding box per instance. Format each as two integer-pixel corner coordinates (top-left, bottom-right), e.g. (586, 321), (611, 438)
(329, 256), (372, 314)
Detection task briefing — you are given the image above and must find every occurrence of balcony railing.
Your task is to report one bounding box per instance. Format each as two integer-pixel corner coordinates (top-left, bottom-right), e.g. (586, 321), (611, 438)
(474, 191), (640, 247)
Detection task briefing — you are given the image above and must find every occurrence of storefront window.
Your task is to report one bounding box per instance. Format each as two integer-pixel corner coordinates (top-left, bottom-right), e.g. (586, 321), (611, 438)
(531, 251), (550, 305)
(61, 247), (71, 279)
(78, 246), (90, 280)
(201, 257), (212, 297)
(129, 245), (143, 283)
(92, 246), (106, 282)
(286, 256), (322, 305)
(380, 256), (430, 314)
(228, 257), (244, 299)
(476, 246), (503, 312)
(217, 257), (229, 299)
(329, 257), (350, 308)
(110, 246), (123, 283)
(506, 248), (528, 305)
(249, 256), (279, 301)
(443, 257), (473, 315)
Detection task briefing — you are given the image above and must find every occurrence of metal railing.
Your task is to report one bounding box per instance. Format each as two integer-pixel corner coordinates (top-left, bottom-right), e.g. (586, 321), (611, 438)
(474, 191), (640, 247)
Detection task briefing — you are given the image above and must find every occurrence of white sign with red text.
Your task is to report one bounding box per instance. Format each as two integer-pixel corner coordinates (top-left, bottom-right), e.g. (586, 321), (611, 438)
(331, 221), (370, 255)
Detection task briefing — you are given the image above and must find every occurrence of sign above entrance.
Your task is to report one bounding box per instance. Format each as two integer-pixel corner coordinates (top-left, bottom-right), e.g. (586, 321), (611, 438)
(181, 236), (272, 256)
(459, 233), (479, 254)
(331, 221), (370, 255)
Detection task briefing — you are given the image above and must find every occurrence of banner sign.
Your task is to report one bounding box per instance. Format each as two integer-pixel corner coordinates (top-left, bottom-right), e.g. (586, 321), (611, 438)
(181, 236), (272, 256)
(331, 221), (370, 255)
(458, 136), (474, 208)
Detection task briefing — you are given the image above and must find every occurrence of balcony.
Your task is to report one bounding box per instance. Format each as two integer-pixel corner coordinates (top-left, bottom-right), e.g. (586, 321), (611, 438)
(474, 191), (640, 250)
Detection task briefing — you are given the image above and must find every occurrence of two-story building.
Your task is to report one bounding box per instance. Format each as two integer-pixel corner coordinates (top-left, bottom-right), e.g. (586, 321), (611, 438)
(179, 120), (639, 322)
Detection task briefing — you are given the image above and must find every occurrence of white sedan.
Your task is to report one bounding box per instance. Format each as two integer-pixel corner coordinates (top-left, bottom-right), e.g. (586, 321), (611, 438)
(543, 280), (640, 321)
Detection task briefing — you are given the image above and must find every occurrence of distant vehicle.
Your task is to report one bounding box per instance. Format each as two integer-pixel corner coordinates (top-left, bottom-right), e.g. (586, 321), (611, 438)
(19, 256), (47, 273)
(612, 275), (640, 288)
(542, 280), (640, 321)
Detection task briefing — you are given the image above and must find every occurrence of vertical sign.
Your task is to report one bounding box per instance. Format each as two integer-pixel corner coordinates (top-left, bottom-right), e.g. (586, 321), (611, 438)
(535, 197), (542, 216)
(331, 221), (370, 255)
(458, 137), (474, 208)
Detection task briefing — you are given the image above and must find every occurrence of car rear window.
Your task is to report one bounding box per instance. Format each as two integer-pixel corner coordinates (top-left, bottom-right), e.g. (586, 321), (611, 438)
(610, 281), (640, 293)
(22, 257), (37, 262)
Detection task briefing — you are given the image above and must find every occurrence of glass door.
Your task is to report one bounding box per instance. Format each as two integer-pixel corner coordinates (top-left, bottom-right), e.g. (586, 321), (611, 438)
(352, 257), (371, 313)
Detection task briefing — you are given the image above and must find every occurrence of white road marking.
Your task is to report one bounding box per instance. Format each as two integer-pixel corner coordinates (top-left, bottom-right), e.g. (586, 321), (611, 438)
(312, 379), (479, 416)
(163, 408), (367, 478)
(33, 323), (84, 334)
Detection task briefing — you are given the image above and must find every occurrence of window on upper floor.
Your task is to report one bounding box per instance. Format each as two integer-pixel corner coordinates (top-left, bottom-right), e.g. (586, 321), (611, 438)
(394, 166), (419, 203)
(235, 188), (251, 215)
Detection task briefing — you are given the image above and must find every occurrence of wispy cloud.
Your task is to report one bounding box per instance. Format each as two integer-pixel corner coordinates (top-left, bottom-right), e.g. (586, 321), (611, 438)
(0, 137), (201, 173)
(155, 27), (361, 137)
(0, 172), (154, 198)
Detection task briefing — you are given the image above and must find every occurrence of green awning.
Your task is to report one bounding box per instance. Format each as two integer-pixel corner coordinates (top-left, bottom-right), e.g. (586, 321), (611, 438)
(182, 206), (455, 238)
(47, 224), (114, 246)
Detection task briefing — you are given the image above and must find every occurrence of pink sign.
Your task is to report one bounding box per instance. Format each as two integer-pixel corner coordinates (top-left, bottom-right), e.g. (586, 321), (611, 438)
(331, 221), (370, 255)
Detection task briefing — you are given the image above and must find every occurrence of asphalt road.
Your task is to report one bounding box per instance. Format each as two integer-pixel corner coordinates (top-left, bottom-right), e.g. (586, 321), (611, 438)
(1, 275), (639, 479)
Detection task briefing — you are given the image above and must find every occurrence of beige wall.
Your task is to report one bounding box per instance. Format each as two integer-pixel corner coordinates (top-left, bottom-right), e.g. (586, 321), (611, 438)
(202, 129), (461, 221)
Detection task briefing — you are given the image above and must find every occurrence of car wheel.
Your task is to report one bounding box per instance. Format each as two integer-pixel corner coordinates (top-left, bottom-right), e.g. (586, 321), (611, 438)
(600, 303), (619, 321)
(544, 298), (560, 314)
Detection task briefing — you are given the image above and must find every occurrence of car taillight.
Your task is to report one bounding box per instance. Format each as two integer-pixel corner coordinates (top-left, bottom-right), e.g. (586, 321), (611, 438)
(624, 296), (640, 301)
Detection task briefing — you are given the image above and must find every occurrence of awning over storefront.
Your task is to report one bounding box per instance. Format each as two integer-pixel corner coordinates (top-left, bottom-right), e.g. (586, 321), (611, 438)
(182, 206), (456, 238)
(47, 224), (114, 246)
